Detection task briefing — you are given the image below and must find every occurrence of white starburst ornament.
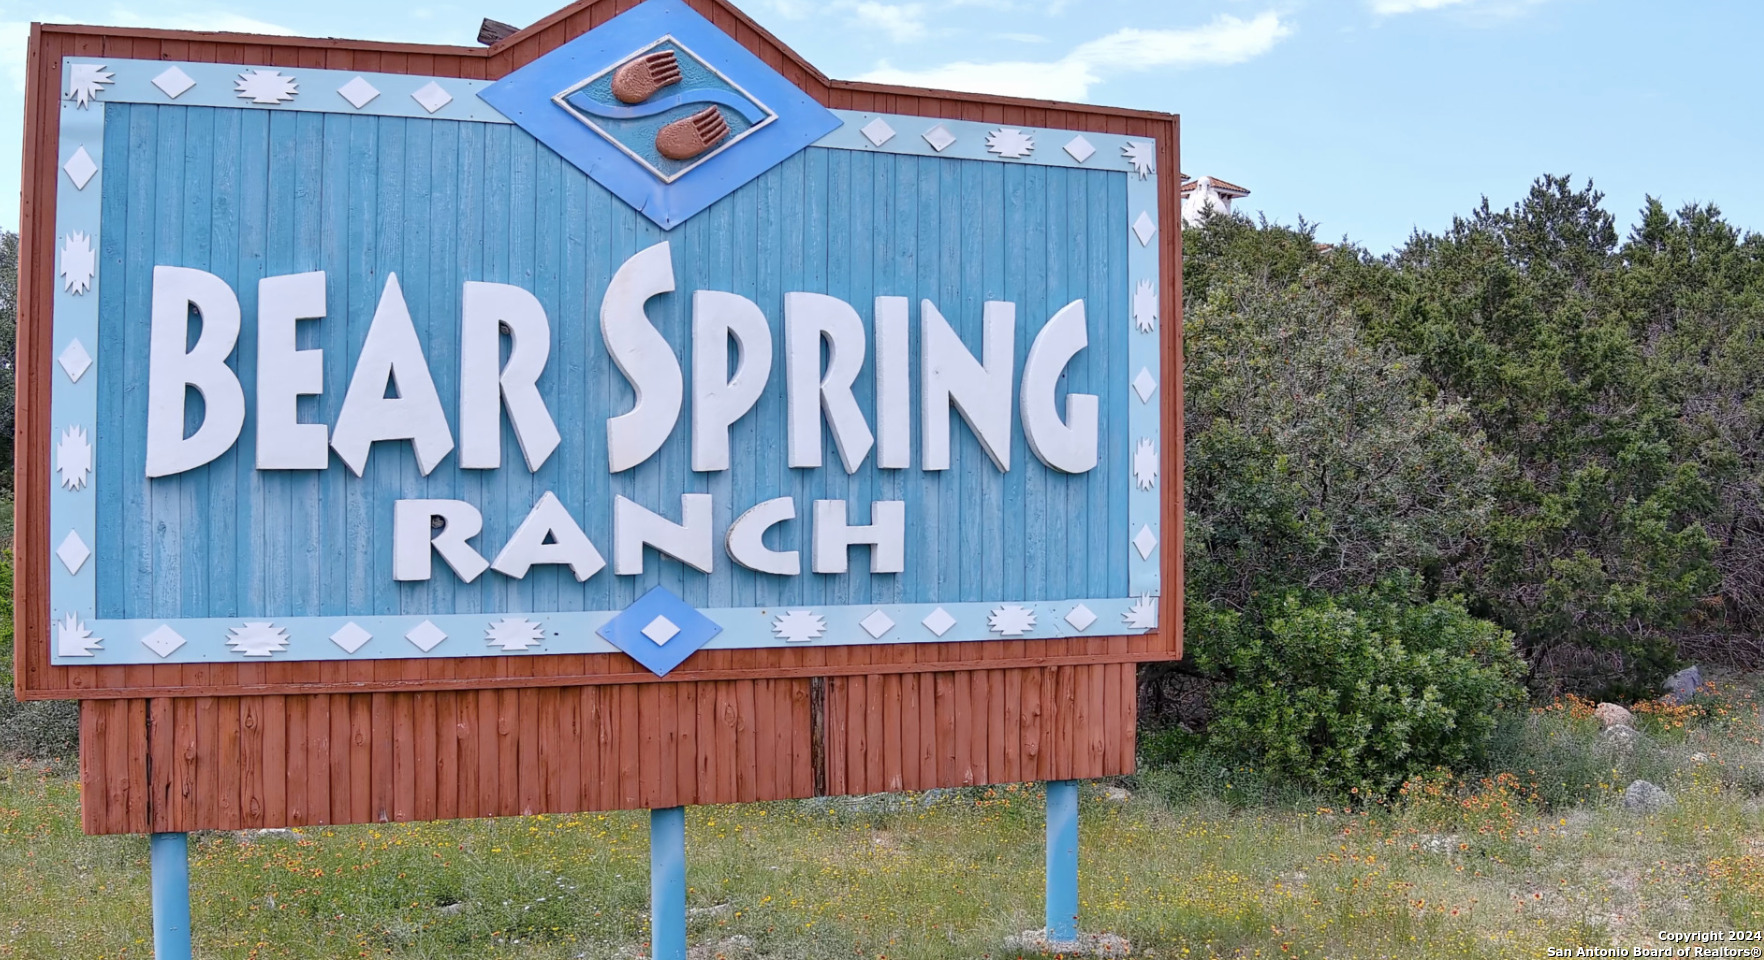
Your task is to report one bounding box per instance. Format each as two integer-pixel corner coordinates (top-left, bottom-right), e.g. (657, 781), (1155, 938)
(1132, 279), (1157, 334)
(57, 613), (102, 657)
(57, 425), (92, 491)
(772, 610), (826, 644)
(60, 232), (96, 296)
(226, 621), (290, 657)
(485, 617), (544, 652)
(988, 605), (1037, 636)
(1133, 437), (1158, 491)
(235, 69), (299, 105)
(1122, 140), (1155, 179)
(66, 64), (114, 108)
(985, 127), (1035, 159)
(1123, 595), (1158, 631)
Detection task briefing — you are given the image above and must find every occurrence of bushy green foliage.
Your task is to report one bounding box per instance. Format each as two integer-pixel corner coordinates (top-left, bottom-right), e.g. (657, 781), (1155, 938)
(1203, 585), (1527, 798)
(1350, 176), (1718, 698)
(0, 550), (80, 761)
(1184, 272), (1502, 607)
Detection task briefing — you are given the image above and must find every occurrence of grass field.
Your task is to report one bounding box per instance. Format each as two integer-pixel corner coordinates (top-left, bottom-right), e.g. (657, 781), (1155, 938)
(1, 678), (1760, 960)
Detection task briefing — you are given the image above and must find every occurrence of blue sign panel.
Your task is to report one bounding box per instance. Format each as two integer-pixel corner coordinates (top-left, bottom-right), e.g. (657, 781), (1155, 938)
(46, 7), (1164, 674)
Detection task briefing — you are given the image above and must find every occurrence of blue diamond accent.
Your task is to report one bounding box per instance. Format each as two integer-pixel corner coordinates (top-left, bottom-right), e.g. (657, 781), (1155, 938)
(479, 0), (841, 230)
(597, 585), (722, 676)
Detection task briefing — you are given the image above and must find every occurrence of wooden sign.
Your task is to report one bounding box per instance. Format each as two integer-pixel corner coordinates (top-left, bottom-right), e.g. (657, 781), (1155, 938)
(14, 0), (1182, 840)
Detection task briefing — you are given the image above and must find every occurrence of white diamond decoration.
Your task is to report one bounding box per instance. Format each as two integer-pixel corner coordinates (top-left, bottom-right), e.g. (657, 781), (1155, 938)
(921, 607), (957, 637)
(336, 76), (380, 109)
(642, 615), (680, 646)
(1133, 525), (1158, 560)
(330, 622), (372, 654)
(152, 66), (196, 99)
(56, 530), (90, 574)
(922, 123), (956, 152)
(1133, 368), (1158, 404)
(59, 339), (93, 382)
(1064, 604), (1097, 632)
(411, 81), (453, 114)
(63, 147), (98, 190)
(141, 624), (187, 658)
(1133, 211), (1158, 247)
(859, 610), (895, 639)
(1063, 135), (1095, 163)
(861, 117), (896, 147)
(406, 620), (447, 652)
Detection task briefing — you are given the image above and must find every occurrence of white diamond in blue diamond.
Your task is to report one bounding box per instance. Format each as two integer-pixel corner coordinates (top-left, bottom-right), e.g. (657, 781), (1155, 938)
(553, 36), (776, 185)
(598, 586), (722, 676)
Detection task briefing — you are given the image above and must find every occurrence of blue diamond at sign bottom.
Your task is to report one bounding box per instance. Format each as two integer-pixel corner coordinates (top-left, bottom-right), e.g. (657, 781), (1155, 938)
(597, 585), (723, 676)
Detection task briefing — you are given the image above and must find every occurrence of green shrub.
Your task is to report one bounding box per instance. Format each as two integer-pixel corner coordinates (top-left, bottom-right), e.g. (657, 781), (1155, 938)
(0, 544), (81, 761)
(1206, 586), (1527, 799)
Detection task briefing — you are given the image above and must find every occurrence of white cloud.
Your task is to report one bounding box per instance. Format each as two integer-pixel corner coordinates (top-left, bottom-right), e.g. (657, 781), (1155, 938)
(859, 11), (1290, 101)
(1368, 0), (1472, 12)
(850, 2), (928, 43)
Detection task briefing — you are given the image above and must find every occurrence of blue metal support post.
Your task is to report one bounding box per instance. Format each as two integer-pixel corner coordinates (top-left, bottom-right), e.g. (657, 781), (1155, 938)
(1045, 780), (1080, 941)
(150, 832), (193, 960)
(651, 807), (687, 960)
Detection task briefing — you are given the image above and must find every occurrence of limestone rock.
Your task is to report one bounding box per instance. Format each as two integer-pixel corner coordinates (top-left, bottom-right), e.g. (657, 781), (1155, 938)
(1621, 779), (1676, 813)
(1663, 666), (1703, 704)
(1599, 724), (1641, 749)
(1593, 702), (1634, 728)
(1005, 929), (1132, 958)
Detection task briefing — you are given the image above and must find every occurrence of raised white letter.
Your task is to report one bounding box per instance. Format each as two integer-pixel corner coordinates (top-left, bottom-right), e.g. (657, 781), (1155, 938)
(394, 499), (489, 582)
(812, 499), (905, 574)
(692, 290), (772, 472)
(331, 274), (455, 476)
(921, 300), (1014, 472)
(785, 292), (873, 473)
(460, 281), (561, 471)
(491, 491), (606, 581)
(874, 296), (911, 469)
(146, 266), (245, 477)
(614, 493), (714, 574)
(256, 271), (329, 470)
(725, 497), (799, 575)
(1020, 300), (1098, 473)
(603, 242), (681, 473)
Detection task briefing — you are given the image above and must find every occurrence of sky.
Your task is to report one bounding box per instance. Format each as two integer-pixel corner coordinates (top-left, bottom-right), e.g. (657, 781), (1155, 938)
(3, 0), (1761, 254)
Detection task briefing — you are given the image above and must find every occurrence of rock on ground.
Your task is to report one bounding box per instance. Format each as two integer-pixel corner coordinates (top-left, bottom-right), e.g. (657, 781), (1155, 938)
(1004, 929), (1132, 958)
(1593, 703), (1634, 728)
(1663, 666), (1703, 703)
(1599, 724), (1641, 749)
(1621, 779), (1676, 813)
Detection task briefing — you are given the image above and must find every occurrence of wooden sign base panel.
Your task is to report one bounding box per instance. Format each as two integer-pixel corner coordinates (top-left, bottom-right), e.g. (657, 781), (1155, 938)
(80, 663), (1136, 835)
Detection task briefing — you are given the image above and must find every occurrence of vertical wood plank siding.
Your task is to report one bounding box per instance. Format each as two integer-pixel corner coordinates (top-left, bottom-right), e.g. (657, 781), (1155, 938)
(80, 664), (1134, 833)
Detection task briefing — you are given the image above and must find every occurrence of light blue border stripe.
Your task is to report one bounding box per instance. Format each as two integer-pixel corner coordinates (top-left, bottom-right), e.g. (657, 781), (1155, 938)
(77, 597), (1145, 664)
(63, 57), (511, 124)
(49, 99), (104, 661)
(1126, 156), (1162, 596)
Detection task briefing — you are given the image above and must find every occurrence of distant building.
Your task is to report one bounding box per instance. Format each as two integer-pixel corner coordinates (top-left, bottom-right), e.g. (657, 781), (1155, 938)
(1181, 176), (1251, 225)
